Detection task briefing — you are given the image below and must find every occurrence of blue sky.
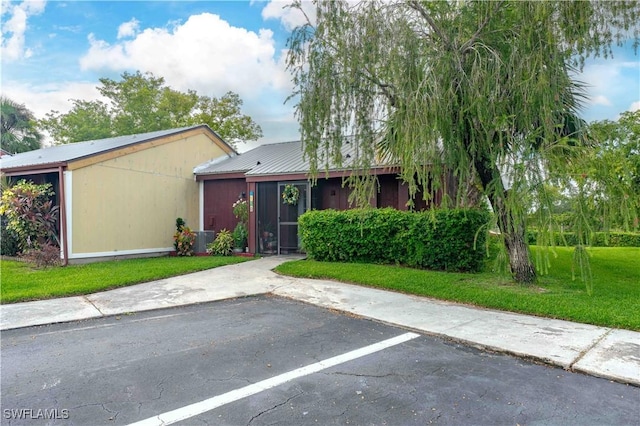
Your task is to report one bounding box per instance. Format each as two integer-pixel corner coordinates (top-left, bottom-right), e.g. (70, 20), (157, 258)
(1, 1), (639, 151)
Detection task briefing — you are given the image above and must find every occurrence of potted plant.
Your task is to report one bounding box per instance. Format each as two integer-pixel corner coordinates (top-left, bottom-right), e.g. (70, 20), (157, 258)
(261, 222), (274, 239)
(231, 198), (249, 252)
(232, 199), (248, 223)
(173, 218), (196, 256)
(259, 222), (277, 254)
(207, 229), (233, 256)
(232, 223), (248, 252)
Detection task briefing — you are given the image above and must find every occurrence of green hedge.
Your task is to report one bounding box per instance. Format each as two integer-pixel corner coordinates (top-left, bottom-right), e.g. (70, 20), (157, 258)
(299, 208), (491, 272)
(527, 231), (640, 247)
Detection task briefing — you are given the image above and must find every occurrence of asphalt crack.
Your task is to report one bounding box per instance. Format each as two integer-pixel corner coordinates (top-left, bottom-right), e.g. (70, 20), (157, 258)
(101, 404), (120, 422)
(331, 371), (402, 379)
(246, 391), (303, 425)
(152, 378), (166, 401)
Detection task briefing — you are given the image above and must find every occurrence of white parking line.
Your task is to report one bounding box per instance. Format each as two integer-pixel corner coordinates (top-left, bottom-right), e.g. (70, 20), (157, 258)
(128, 332), (420, 426)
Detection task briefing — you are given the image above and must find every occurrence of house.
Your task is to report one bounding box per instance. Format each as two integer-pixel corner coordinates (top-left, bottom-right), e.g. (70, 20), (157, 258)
(195, 140), (457, 255)
(0, 125), (235, 263)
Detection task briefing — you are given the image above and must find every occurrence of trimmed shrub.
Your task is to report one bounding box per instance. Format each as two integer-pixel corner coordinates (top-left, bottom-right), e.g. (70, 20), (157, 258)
(527, 231), (640, 247)
(404, 209), (490, 271)
(299, 208), (490, 272)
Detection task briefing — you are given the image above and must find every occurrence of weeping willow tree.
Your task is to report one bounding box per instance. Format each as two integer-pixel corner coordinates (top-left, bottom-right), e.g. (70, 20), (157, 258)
(286, 0), (639, 284)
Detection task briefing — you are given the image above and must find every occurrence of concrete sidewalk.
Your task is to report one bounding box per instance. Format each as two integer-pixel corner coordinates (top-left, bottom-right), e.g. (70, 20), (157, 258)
(1, 256), (638, 386)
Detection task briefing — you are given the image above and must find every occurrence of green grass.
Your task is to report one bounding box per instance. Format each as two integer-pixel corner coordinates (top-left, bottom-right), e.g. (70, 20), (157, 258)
(274, 247), (640, 331)
(3, 247), (638, 330)
(1, 256), (250, 304)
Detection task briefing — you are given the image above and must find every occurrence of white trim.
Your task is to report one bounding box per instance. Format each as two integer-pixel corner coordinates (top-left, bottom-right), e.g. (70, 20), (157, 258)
(64, 170), (73, 259)
(198, 181), (204, 231)
(68, 247), (174, 260)
(128, 332), (420, 426)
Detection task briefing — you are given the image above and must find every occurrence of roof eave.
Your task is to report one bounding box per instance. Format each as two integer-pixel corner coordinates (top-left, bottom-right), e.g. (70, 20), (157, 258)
(196, 171), (250, 181)
(245, 164), (395, 178)
(1, 162), (68, 176)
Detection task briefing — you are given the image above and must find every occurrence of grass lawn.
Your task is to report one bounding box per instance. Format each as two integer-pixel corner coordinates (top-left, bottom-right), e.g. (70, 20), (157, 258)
(274, 247), (640, 331)
(3, 247), (637, 330)
(1, 256), (250, 304)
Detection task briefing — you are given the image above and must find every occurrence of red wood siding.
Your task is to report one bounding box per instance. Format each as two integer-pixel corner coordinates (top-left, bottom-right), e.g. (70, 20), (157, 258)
(377, 175), (399, 209)
(203, 179), (247, 233)
(316, 179), (351, 210)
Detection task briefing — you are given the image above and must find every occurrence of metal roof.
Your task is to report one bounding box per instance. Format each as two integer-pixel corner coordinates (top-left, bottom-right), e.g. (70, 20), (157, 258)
(195, 138), (390, 177)
(1, 125), (231, 171)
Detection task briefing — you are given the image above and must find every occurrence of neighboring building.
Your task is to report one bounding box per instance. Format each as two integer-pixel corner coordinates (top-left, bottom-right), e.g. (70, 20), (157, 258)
(195, 140), (457, 255)
(0, 125), (235, 263)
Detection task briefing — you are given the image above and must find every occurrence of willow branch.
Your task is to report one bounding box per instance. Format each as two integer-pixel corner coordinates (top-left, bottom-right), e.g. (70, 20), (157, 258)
(359, 70), (398, 107)
(406, 0), (454, 52)
(460, 0), (505, 55)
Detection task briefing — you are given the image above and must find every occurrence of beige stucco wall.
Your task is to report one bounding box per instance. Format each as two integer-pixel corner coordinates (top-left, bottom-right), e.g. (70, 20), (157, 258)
(68, 132), (229, 256)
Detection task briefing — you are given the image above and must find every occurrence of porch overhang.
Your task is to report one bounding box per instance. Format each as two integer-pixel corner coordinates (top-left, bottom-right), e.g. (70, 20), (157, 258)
(195, 166), (400, 184)
(244, 165), (401, 183)
(1, 162), (67, 176)
(195, 171), (248, 181)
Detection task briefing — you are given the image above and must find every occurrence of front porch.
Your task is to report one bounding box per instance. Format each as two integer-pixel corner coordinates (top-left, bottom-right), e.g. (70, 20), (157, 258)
(200, 174), (433, 256)
(195, 140), (456, 256)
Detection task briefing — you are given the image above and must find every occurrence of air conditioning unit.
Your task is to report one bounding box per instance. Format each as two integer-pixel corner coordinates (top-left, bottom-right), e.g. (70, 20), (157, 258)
(194, 231), (215, 254)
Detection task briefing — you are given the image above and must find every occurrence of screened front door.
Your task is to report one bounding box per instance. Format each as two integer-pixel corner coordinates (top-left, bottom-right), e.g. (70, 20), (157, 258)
(278, 182), (309, 254)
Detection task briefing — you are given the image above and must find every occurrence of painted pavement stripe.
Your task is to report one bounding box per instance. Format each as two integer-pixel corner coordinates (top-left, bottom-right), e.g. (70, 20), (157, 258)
(128, 332), (420, 426)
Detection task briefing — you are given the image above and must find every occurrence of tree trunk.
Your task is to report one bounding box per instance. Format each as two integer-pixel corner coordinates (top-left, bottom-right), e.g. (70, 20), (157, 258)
(493, 198), (537, 284)
(473, 156), (537, 285)
(455, 90), (537, 283)
(504, 232), (536, 283)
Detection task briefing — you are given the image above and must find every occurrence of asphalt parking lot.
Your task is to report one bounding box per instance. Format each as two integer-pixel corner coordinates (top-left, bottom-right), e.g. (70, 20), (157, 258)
(2, 295), (639, 425)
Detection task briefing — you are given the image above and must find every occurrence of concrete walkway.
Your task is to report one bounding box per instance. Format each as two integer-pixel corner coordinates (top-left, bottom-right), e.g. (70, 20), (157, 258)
(1, 256), (638, 386)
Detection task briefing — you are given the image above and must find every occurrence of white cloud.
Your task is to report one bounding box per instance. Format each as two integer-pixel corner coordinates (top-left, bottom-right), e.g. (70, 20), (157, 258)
(2, 80), (104, 119)
(76, 13), (300, 145)
(1, 6), (29, 61)
(2, 79), (107, 146)
(577, 57), (640, 120)
(79, 13), (291, 100)
(117, 18), (140, 39)
(590, 95), (612, 107)
(262, 0), (315, 31)
(22, 0), (46, 15)
(579, 63), (621, 98)
(54, 25), (81, 33)
(5, 10), (301, 147)
(0, 0), (46, 62)
(630, 101), (640, 112)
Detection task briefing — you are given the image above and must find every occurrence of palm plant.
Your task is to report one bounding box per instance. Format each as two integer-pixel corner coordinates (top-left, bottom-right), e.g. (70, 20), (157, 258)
(1, 97), (42, 154)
